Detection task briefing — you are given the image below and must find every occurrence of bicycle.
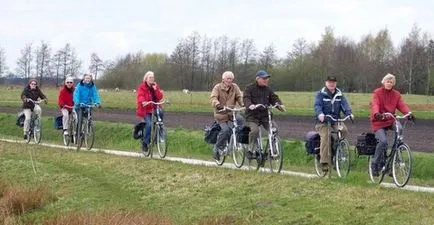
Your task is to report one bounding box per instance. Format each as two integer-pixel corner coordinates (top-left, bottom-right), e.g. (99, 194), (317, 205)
(141, 100), (168, 159)
(62, 105), (77, 146)
(76, 103), (97, 151)
(24, 98), (45, 144)
(213, 106), (247, 167)
(368, 112), (413, 187)
(246, 103), (283, 173)
(314, 115), (353, 178)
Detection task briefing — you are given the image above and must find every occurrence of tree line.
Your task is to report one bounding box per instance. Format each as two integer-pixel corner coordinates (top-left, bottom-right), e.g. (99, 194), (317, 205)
(1, 24), (433, 94)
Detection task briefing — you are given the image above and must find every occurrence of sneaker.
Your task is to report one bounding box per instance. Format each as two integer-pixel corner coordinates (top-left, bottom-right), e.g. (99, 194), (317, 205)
(63, 130), (69, 135)
(321, 163), (329, 172)
(141, 143), (148, 153)
(23, 134), (28, 140)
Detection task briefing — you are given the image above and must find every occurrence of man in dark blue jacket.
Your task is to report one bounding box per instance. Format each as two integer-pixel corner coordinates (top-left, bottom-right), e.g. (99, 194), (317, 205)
(314, 76), (354, 172)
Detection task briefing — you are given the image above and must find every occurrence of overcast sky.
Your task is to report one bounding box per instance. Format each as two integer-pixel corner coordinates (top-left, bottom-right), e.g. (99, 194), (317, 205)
(1, 0), (433, 73)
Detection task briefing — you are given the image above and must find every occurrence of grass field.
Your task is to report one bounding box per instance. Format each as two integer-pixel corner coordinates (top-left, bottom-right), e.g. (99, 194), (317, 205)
(1, 113), (434, 187)
(2, 141), (434, 224)
(1, 86), (433, 119)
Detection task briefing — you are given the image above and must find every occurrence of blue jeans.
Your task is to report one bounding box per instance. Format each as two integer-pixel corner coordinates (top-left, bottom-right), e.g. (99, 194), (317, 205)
(142, 109), (164, 146)
(372, 123), (402, 169)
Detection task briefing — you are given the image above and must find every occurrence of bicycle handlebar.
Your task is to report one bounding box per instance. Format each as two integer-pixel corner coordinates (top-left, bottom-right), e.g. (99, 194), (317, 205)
(62, 105), (74, 109)
(26, 98), (45, 104)
(144, 100), (167, 105)
(79, 103), (98, 108)
(383, 112), (412, 121)
(218, 106), (245, 113)
(325, 115), (353, 122)
(253, 103), (281, 110)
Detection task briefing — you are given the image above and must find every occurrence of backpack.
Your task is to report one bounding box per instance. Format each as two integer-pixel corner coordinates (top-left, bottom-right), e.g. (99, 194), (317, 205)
(54, 115), (63, 130)
(204, 121), (221, 144)
(133, 122), (146, 139)
(16, 111), (25, 127)
(305, 131), (320, 154)
(236, 125), (250, 144)
(356, 132), (378, 155)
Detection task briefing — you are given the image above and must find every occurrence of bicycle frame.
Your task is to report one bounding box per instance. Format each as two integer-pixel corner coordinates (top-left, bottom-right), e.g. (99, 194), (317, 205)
(76, 103), (97, 150)
(216, 106), (245, 154)
(143, 100), (167, 158)
(25, 99), (44, 143)
(254, 104), (279, 157)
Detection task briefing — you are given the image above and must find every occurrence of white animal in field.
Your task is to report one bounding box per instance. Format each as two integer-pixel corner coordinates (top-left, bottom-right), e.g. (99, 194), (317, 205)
(182, 89), (190, 94)
(132, 89), (136, 93)
(115, 87), (119, 92)
(99, 89), (107, 92)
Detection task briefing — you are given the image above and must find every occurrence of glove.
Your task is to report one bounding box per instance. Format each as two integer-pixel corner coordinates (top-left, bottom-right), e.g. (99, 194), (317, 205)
(408, 114), (415, 122)
(43, 99), (48, 104)
(248, 104), (256, 110)
(96, 104), (101, 109)
(374, 113), (384, 121)
(216, 104), (224, 110)
(318, 114), (325, 122)
(277, 105), (286, 112)
(350, 114), (355, 120)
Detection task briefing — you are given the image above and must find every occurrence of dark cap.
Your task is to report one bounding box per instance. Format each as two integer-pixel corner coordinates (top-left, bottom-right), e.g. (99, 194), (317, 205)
(256, 70), (270, 79)
(326, 76), (337, 82)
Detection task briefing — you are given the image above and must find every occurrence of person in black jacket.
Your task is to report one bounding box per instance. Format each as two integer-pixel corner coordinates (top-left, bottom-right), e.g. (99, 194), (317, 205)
(243, 70), (285, 154)
(20, 79), (47, 139)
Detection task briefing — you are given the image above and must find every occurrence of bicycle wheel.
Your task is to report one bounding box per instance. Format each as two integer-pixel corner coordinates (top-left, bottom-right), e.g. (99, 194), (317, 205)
(231, 135), (246, 168)
(335, 139), (350, 178)
(63, 118), (70, 146)
(71, 116), (77, 145)
(314, 153), (327, 177)
(84, 119), (95, 150)
(156, 125), (168, 158)
(247, 139), (261, 171)
(34, 117), (42, 144)
(76, 110), (84, 151)
(215, 145), (226, 166)
(368, 155), (383, 184)
(268, 136), (283, 173)
(392, 144), (412, 187)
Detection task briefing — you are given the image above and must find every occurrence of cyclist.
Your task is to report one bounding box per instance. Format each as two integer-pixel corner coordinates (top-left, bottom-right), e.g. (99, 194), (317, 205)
(314, 76), (354, 172)
(73, 73), (101, 121)
(210, 71), (244, 160)
(136, 71), (164, 152)
(20, 79), (47, 139)
(370, 73), (414, 176)
(243, 70), (285, 157)
(58, 77), (76, 135)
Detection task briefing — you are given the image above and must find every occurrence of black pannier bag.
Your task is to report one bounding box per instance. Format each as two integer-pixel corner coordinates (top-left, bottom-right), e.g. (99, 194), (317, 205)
(236, 126), (250, 144)
(133, 122), (146, 140)
(305, 131), (320, 154)
(204, 121), (221, 144)
(356, 132), (378, 155)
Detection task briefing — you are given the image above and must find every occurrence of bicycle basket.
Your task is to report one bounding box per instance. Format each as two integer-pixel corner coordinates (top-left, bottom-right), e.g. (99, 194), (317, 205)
(305, 131), (320, 154)
(204, 121), (221, 144)
(236, 125), (250, 144)
(356, 132), (377, 155)
(54, 115), (63, 130)
(16, 111), (25, 127)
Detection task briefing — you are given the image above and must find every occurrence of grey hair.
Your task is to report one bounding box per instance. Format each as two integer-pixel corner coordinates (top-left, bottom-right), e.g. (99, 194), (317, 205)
(143, 71), (154, 81)
(222, 71), (234, 80)
(381, 73), (396, 85)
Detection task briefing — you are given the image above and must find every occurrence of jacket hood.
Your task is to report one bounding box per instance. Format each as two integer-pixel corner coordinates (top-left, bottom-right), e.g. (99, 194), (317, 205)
(80, 80), (95, 87)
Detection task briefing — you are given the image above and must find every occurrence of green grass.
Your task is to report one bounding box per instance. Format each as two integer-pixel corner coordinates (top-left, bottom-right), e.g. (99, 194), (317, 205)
(1, 112), (434, 188)
(2, 141), (434, 224)
(1, 86), (433, 119)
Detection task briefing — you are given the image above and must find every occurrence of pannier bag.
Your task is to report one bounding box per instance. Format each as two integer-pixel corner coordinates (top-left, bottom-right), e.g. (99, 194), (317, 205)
(54, 115), (63, 130)
(16, 111), (25, 127)
(133, 122), (146, 139)
(305, 131), (320, 154)
(204, 121), (221, 144)
(236, 126), (250, 144)
(356, 132), (378, 155)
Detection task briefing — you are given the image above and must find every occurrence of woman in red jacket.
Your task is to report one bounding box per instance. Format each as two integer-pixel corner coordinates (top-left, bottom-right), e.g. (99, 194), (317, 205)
(370, 73), (415, 176)
(136, 71), (164, 152)
(58, 77), (76, 135)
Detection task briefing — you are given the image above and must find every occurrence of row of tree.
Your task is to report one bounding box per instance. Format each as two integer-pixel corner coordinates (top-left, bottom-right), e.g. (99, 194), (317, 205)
(0, 42), (105, 87)
(101, 24), (434, 95)
(1, 24), (433, 94)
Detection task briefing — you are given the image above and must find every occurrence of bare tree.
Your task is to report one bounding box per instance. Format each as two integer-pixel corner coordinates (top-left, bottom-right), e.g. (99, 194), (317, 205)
(89, 53), (105, 80)
(16, 43), (33, 79)
(34, 41), (51, 86)
(0, 47), (7, 77)
(259, 43), (277, 71)
(52, 49), (62, 86)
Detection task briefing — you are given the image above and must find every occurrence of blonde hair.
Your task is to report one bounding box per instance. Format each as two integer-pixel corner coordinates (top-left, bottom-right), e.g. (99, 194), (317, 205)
(143, 71), (154, 81)
(83, 72), (93, 80)
(381, 73), (396, 85)
(222, 71), (234, 80)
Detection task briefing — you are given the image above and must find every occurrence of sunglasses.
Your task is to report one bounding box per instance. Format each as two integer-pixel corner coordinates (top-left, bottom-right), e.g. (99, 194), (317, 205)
(66, 82), (73, 84)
